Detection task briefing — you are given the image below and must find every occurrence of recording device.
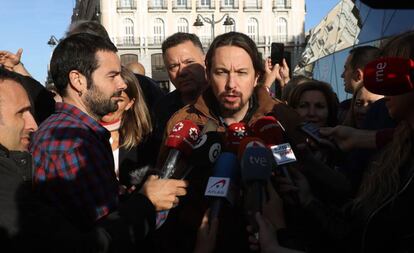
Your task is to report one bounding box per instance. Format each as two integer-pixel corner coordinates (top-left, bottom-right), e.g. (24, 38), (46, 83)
(271, 42), (285, 66)
(160, 120), (200, 179)
(298, 121), (323, 144)
(225, 122), (250, 153)
(240, 145), (273, 236)
(364, 57), (414, 95)
(204, 152), (239, 221)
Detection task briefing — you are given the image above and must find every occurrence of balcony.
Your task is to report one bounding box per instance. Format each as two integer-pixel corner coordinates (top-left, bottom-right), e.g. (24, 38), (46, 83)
(196, 0), (215, 11)
(271, 35), (296, 44)
(172, 0), (192, 11)
(220, 0), (239, 12)
(244, 0), (262, 11)
(272, 0), (291, 10)
(117, 0), (136, 11)
(148, 0), (168, 12)
(115, 36), (165, 47)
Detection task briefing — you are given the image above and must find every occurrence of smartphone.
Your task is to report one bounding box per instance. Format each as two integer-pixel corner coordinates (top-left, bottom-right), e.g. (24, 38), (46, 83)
(299, 122), (322, 143)
(271, 42), (284, 66)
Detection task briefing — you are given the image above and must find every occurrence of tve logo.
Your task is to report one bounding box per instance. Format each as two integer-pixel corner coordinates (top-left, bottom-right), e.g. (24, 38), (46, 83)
(205, 177), (230, 197)
(249, 155), (268, 167)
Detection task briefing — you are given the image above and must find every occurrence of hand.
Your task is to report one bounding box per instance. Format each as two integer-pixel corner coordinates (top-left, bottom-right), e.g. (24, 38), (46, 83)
(279, 58), (290, 86)
(0, 49), (23, 70)
(276, 166), (314, 207)
(193, 209), (219, 253)
(140, 175), (188, 211)
(263, 183), (286, 230)
(320, 126), (377, 151)
(0, 48), (31, 76)
(263, 57), (282, 89)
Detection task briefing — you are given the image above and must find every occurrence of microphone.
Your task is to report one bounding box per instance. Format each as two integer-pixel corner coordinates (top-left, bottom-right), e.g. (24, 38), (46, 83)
(251, 116), (297, 177)
(363, 57), (414, 95)
(180, 131), (223, 179)
(225, 122), (250, 153)
(240, 145), (273, 236)
(160, 120), (200, 179)
(237, 137), (267, 161)
(204, 152), (240, 220)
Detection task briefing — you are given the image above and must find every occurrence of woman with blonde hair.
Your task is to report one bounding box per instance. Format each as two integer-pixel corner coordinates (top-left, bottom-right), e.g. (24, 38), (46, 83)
(101, 66), (156, 191)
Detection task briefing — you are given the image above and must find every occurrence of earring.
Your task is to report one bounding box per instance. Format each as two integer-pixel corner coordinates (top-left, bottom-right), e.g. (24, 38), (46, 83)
(78, 90), (83, 97)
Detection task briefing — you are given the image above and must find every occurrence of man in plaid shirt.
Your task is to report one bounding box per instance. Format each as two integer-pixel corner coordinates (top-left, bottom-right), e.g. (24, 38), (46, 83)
(30, 33), (187, 232)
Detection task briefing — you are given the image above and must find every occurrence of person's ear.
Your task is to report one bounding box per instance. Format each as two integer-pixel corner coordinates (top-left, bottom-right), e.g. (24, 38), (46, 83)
(68, 70), (87, 95)
(353, 68), (364, 82)
(253, 73), (260, 88)
(125, 98), (135, 111)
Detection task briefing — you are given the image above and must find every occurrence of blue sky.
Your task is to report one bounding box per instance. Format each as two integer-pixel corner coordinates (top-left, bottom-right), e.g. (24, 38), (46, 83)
(0, 0), (338, 84)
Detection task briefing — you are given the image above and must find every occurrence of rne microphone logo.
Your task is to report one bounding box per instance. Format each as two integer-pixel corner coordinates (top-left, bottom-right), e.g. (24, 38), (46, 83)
(375, 62), (387, 82)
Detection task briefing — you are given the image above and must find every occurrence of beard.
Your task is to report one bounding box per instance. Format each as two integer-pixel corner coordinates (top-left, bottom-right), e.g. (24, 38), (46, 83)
(84, 81), (121, 119)
(217, 91), (246, 116)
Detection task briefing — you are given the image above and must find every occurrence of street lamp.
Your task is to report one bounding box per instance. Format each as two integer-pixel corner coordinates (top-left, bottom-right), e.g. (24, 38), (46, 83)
(47, 35), (60, 47)
(193, 14), (234, 39)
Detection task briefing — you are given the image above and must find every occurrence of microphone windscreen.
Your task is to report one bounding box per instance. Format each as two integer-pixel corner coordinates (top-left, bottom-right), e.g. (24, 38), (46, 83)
(211, 152), (239, 179)
(251, 116), (284, 146)
(225, 122), (250, 153)
(364, 57), (414, 96)
(166, 120), (200, 156)
(237, 137), (266, 161)
(240, 146), (273, 183)
(191, 131), (223, 167)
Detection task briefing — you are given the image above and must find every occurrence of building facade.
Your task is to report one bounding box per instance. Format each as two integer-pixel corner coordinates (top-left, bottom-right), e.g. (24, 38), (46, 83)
(72, 0), (306, 91)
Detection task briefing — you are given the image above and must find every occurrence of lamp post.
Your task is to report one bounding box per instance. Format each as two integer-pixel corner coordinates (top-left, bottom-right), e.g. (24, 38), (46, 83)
(47, 35), (60, 47)
(193, 14), (234, 39)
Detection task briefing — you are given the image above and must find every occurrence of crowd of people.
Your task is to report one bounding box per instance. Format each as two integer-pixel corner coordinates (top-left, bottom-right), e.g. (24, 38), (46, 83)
(0, 20), (413, 253)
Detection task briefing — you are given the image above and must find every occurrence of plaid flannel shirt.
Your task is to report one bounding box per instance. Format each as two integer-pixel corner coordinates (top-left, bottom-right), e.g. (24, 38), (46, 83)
(30, 103), (119, 230)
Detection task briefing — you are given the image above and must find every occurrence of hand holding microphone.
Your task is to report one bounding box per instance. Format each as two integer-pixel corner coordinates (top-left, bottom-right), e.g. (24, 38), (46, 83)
(140, 175), (188, 211)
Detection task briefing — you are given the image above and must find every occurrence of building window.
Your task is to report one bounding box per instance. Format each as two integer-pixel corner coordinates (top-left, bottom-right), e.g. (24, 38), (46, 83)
(277, 17), (288, 42)
(120, 0), (133, 7)
(247, 17), (259, 42)
(153, 18), (165, 44)
(225, 18), (236, 32)
(276, 0), (285, 7)
(223, 0), (235, 6)
(151, 53), (169, 92)
(245, 0), (260, 9)
(123, 18), (134, 45)
(177, 18), (189, 33)
(176, 0), (187, 6)
(200, 0), (211, 6)
(199, 24), (212, 45)
(120, 54), (138, 66)
(273, 0), (291, 9)
(153, 0), (163, 7)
